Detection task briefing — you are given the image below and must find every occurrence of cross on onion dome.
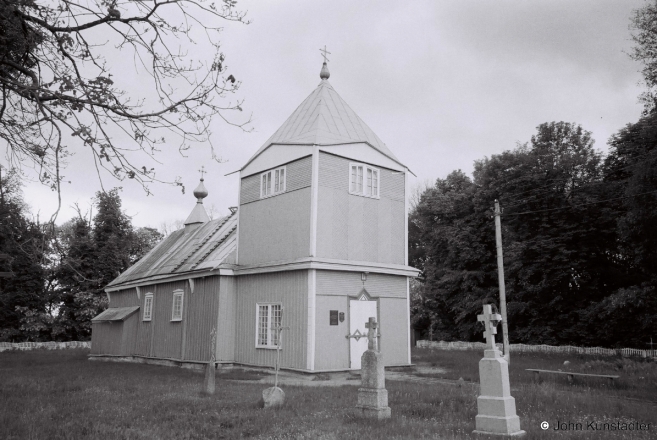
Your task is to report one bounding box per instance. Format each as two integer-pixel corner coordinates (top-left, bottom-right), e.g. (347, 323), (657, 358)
(477, 304), (502, 350)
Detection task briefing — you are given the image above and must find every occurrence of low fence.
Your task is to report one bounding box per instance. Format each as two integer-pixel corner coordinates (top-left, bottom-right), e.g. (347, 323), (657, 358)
(417, 340), (657, 358)
(0, 341), (91, 352)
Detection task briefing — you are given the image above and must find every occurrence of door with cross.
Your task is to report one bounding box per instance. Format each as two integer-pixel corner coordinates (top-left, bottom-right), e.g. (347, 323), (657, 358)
(348, 296), (377, 369)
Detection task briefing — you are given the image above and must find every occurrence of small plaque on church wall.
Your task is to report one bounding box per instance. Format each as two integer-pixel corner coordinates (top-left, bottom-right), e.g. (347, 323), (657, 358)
(330, 310), (339, 326)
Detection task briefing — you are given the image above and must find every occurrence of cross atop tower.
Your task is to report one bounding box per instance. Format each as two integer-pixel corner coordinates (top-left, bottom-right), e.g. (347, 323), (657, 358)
(198, 165), (206, 181)
(477, 304), (502, 350)
(319, 45), (331, 63)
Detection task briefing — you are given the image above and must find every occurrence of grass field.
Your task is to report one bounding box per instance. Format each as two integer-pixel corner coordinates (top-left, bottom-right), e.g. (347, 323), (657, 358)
(0, 348), (655, 439)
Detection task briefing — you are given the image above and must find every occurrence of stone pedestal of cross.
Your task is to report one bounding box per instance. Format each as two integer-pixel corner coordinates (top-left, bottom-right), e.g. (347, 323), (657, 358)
(355, 317), (391, 419)
(473, 305), (526, 437)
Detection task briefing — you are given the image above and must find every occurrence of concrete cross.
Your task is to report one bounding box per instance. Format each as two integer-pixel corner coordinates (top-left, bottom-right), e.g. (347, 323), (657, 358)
(319, 45), (331, 63)
(365, 317), (378, 351)
(477, 304), (502, 350)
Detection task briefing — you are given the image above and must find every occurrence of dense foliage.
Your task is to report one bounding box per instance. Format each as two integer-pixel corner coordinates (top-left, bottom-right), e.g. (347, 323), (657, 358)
(410, 0), (657, 349)
(410, 121), (657, 348)
(0, 177), (162, 342)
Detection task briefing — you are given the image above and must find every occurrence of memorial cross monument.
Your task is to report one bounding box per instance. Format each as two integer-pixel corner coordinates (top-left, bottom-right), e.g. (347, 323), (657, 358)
(355, 317), (391, 419)
(473, 304), (526, 437)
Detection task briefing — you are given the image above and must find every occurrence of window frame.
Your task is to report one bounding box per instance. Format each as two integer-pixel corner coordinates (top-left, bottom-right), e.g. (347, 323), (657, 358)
(349, 162), (380, 199)
(255, 303), (283, 349)
(260, 166), (287, 199)
(171, 289), (184, 322)
(143, 292), (154, 321)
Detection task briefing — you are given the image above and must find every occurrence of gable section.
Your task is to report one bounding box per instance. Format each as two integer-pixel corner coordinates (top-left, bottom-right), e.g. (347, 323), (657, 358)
(318, 151), (405, 202)
(240, 155), (312, 205)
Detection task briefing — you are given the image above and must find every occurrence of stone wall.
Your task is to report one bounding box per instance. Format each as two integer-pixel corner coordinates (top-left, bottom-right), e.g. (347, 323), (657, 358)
(0, 341), (91, 352)
(417, 340), (657, 358)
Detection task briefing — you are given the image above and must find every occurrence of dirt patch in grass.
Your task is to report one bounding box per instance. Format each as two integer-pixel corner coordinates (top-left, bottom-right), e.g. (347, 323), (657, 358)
(217, 368), (270, 381)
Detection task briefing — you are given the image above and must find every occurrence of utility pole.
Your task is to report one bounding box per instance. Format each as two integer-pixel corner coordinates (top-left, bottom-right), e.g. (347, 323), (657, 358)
(494, 200), (510, 364)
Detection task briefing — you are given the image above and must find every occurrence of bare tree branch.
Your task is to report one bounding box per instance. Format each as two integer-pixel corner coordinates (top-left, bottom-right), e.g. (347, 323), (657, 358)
(0, 0), (251, 219)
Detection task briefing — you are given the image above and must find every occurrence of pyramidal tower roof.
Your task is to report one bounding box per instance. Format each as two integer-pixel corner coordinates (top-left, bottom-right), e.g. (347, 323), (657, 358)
(242, 62), (403, 170)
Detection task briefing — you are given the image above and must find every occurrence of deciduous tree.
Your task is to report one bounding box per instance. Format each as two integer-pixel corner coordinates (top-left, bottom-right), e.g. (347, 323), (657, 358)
(0, 0), (249, 222)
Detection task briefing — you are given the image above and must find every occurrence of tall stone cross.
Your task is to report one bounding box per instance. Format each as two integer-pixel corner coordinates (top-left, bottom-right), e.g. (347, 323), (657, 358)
(365, 317), (378, 351)
(319, 45), (331, 63)
(477, 304), (502, 350)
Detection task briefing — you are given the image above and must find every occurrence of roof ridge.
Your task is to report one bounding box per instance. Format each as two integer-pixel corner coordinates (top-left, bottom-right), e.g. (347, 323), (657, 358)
(190, 225), (237, 270)
(171, 215), (231, 272)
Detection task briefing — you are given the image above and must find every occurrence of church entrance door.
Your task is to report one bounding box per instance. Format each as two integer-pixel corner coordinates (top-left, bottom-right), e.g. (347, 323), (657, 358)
(348, 299), (377, 369)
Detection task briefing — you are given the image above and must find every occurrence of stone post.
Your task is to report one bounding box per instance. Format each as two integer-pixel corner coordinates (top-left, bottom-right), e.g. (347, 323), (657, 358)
(356, 317), (391, 419)
(473, 305), (525, 437)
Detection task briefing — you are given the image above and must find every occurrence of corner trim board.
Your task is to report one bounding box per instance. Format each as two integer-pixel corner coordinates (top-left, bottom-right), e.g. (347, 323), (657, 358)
(307, 269), (316, 371)
(309, 145), (319, 257)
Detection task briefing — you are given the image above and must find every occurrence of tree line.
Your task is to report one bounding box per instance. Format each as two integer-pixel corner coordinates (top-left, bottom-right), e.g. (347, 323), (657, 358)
(409, 2), (657, 349)
(0, 172), (162, 342)
(409, 118), (657, 349)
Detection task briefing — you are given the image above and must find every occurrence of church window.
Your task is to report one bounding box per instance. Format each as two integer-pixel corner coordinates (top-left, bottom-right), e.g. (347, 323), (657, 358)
(350, 163), (379, 198)
(171, 289), (184, 321)
(143, 293), (154, 321)
(256, 303), (282, 348)
(261, 167), (286, 198)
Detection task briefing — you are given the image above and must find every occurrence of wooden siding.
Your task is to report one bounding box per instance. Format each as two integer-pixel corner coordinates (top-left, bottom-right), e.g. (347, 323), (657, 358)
(235, 271), (308, 370)
(90, 322), (123, 355)
(92, 287), (140, 355)
(316, 152), (405, 264)
(316, 270), (407, 298)
(94, 278), (225, 361)
(150, 280), (186, 359)
(379, 297), (411, 366)
(314, 295), (349, 370)
(314, 271), (410, 369)
(238, 187), (311, 265)
(217, 276), (237, 362)
(132, 283), (157, 357)
(108, 288), (139, 308)
(183, 276), (221, 362)
(240, 155), (312, 205)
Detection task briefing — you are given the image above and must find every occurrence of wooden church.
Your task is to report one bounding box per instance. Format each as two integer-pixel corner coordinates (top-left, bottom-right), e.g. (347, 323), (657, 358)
(90, 61), (419, 372)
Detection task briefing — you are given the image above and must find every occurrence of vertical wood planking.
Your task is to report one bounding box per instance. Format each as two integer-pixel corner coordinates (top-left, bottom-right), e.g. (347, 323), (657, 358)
(217, 276), (236, 362)
(379, 297), (410, 366)
(235, 271), (308, 370)
(316, 152), (405, 264)
(184, 276), (221, 361)
(150, 280), (185, 359)
(108, 288), (139, 307)
(316, 271), (407, 298)
(238, 188), (312, 264)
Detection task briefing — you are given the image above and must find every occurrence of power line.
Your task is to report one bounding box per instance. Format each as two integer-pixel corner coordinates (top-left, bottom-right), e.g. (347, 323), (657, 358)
(497, 149), (657, 205)
(502, 189), (657, 217)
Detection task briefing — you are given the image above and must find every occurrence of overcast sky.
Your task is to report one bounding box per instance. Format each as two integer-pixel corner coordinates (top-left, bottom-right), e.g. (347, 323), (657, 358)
(13, 0), (648, 230)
